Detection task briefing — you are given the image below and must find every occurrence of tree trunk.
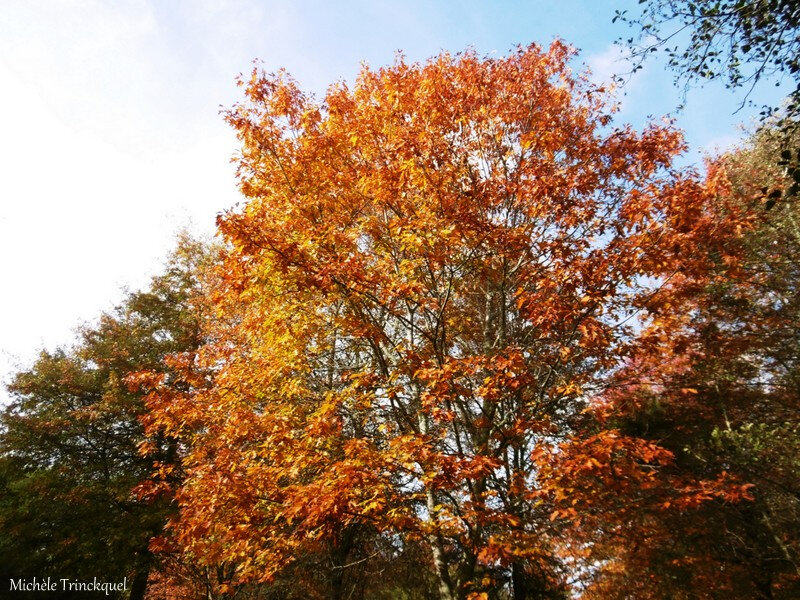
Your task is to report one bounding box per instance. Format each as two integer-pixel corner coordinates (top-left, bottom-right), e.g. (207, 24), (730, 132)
(427, 510), (456, 600)
(330, 524), (357, 600)
(512, 562), (528, 599)
(418, 410), (456, 600)
(128, 567), (149, 600)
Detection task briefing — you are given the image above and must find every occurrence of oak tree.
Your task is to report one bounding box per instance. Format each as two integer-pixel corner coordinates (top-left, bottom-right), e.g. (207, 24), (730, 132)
(145, 43), (744, 599)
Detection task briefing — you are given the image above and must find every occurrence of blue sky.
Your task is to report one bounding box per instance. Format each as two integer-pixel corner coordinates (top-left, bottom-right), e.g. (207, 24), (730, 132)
(0, 0), (791, 395)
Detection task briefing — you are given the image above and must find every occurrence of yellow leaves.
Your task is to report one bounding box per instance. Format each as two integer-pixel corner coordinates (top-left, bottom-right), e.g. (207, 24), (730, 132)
(554, 382), (583, 397)
(589, 456), (603, 468)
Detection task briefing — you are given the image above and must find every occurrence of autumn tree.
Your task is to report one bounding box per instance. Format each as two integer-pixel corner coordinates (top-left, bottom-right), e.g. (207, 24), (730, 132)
(145, 43), (740, 599)
(537, 121), (800, 598)
(0, 234), (213, 600)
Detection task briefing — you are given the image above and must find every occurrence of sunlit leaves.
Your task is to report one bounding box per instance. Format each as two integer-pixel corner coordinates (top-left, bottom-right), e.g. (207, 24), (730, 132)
(145, 43), (752, 598)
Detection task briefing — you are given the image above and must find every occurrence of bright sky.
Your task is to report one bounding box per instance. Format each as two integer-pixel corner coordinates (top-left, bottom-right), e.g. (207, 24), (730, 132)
(0, 0), (791, 398)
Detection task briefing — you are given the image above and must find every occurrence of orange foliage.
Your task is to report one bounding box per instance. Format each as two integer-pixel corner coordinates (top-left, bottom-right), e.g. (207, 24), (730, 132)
(141, 43), (755, 598)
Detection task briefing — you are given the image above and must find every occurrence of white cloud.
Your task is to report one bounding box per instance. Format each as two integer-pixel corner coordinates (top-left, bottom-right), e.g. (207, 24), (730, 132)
(585, 43), (631, 88)
(0, 0), (248, 397)
(700, 133), (742, 157)
(581, 43), (641, 115)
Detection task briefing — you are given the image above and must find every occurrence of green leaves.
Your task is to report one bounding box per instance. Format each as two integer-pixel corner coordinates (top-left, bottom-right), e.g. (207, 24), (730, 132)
(0, 234), (211, 598)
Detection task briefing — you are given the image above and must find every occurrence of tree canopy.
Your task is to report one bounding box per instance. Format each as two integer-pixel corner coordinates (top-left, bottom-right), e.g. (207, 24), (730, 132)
(134, 42), (776, 599)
